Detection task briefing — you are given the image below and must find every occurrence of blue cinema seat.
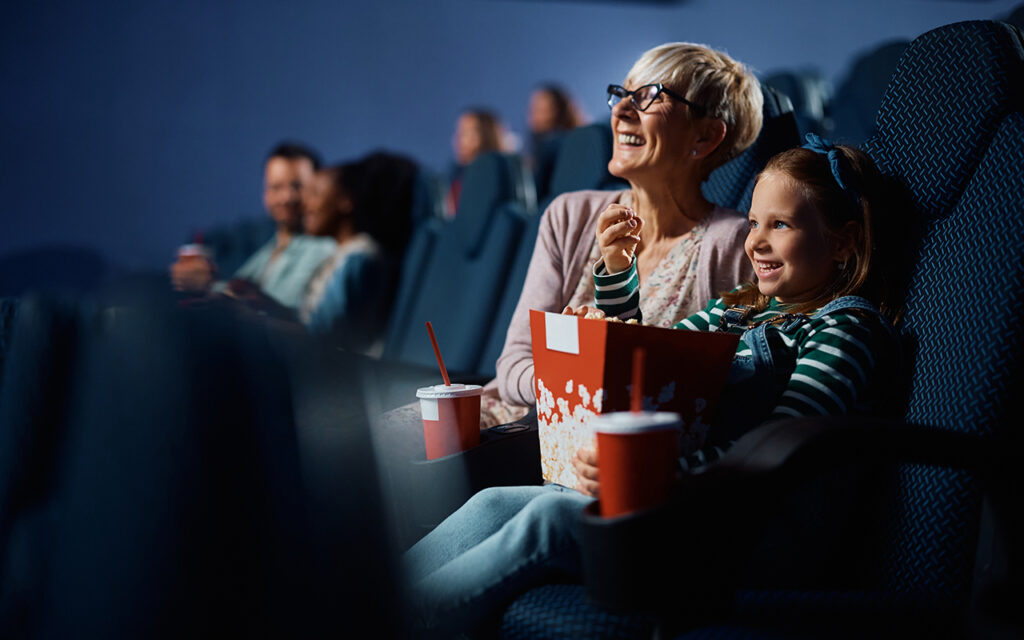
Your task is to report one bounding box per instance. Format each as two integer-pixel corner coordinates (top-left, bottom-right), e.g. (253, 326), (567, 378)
(475, 123), (626, 379)
(381, 151), (531, 376)
(829, 39), (909, 146)
(763, 69), (833, 137)
(498, 19), (1024, 639)
(0, 296), (402, 638)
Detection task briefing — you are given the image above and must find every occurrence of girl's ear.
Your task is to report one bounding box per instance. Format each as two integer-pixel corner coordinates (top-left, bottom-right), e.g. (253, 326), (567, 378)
(693, 119), (727, 159)
(832, 220), (861, 263)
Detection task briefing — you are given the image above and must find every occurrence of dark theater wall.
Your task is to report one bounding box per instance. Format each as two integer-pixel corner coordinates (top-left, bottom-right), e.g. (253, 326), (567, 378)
(1, 0), (1018, 273)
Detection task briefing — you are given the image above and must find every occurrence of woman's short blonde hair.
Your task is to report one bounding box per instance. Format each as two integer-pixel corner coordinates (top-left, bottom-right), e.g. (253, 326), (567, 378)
(625, 43), (763, 175)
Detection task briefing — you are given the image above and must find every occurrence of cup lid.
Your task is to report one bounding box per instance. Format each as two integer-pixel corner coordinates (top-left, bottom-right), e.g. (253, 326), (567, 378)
(589, 411), (682, 434)
(416, 383), (484, 399)
(178, 243), (210, 256)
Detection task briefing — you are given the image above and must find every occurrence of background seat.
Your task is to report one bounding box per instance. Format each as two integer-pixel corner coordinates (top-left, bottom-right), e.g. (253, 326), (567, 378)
(762, 69), (833, 137)
(381, 151), (531, 377)
(829, 39), (910, 145)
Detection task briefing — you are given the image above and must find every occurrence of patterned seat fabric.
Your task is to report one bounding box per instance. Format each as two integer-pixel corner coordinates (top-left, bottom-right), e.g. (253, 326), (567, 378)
(501, 19), (1024, 639)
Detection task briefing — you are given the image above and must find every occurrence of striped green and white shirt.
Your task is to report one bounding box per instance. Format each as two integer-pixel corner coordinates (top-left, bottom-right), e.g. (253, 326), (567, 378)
(595, 259), (888, 422)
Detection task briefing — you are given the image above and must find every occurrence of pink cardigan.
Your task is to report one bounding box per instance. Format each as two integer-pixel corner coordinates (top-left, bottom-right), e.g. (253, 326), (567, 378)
(492, 189), (752, 406)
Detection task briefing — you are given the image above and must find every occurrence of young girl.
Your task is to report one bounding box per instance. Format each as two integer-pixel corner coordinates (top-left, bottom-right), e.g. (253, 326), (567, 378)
(402, 135), (900, 637)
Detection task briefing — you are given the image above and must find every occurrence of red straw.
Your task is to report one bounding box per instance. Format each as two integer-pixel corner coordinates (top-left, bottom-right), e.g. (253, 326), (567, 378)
(631, 347), (645, 413)
(425, 322), (452, 386)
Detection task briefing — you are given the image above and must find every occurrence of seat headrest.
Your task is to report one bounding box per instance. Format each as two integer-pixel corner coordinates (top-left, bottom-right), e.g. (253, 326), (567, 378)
(830, 40), (909, 145)
(547, 124), (626, 196)
(863, 20), (1024, 218)
(454, 152), (520, 257)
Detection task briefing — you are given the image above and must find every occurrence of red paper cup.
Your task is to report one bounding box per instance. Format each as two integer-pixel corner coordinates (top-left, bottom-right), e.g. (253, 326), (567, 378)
(416, 383), (483, 460)
(592, 412), (682, 518)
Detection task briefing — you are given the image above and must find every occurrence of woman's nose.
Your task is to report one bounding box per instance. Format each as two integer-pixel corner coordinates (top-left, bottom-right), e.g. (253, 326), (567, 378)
(611, 96), (637, 119)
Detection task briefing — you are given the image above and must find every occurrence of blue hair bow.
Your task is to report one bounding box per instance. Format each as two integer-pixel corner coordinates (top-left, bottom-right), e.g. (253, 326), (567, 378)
(802, 133), (860, 207)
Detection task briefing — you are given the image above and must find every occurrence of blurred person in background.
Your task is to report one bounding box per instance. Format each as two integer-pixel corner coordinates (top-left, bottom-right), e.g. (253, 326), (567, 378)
(170, 142), (336, 310)
(297, 160), (394, 353)
(526, 83), (587, 199)
(447, 108), (509, 216)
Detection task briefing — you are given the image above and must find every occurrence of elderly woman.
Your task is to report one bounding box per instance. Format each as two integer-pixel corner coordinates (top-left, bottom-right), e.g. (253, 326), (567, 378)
(488, 42), (762, 424)
(402, 42), (763, 637)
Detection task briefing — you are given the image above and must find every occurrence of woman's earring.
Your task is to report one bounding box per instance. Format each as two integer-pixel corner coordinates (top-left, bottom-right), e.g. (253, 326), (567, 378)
(691, 149), (697, 157)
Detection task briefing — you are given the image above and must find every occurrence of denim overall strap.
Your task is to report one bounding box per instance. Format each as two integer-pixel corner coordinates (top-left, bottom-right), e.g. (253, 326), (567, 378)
(812, 295), (882, 320)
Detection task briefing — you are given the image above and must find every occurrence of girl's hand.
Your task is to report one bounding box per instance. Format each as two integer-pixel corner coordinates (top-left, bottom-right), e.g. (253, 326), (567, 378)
(596, 204), (644, 275)
(573, 446), (600, 497)
(562, 305), (606, 319)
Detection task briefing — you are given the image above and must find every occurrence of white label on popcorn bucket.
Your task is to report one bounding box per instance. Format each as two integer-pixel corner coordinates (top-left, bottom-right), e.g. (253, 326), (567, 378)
(544, 312), (579, 355)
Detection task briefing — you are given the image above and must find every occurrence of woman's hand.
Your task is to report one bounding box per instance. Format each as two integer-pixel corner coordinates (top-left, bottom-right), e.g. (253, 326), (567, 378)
(561, 305), (606, 319)
(573, 446), (600, 497)
(596, 204), (644, 275)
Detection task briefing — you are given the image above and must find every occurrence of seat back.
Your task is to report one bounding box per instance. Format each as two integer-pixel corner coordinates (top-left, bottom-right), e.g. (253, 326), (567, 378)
(830, 40), (910, 145)
(702, 82), (801, 213)
(763, 69), (833, 136)
(382, 152), (530, 374)
(860, 19), (1024, 607)
(544, 123), (627, 206)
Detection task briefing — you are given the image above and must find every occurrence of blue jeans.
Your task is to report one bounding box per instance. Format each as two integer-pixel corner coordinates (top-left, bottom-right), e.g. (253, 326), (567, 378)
(403, 484), (593, 635)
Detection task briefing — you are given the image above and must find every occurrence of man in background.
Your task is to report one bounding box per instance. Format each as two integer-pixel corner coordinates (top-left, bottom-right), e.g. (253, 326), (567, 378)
(170, 142), (336, 310)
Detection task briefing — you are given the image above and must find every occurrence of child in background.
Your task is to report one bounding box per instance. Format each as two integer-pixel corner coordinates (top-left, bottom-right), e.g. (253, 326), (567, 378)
(403, 135), (901, 637)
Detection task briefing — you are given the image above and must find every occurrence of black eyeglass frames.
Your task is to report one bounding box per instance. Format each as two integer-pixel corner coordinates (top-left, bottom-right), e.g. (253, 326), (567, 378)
(606, 83), (707, 117)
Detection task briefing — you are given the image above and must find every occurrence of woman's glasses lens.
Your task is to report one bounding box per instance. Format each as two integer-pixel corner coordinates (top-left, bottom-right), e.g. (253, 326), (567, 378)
(606, 84), (660, 111)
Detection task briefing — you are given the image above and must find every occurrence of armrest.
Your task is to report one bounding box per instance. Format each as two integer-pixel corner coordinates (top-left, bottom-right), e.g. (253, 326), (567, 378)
(579, 415), (995, 617)
(696, 415), (992, 486)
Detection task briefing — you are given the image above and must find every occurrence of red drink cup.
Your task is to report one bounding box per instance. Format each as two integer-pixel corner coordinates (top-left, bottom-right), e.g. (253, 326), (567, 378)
(416, 384), (483, 460)
(592, 412), (682, 518)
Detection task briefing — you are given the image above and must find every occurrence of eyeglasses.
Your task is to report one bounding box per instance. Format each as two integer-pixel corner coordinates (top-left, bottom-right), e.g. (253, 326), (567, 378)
(607, 83), (707, 117)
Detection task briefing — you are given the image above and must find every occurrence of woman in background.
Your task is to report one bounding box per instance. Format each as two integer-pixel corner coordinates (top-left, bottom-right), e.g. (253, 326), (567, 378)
(527, 83), (586, 199)
(447, 107), (509, 216)
(299, 161), (394, 353)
